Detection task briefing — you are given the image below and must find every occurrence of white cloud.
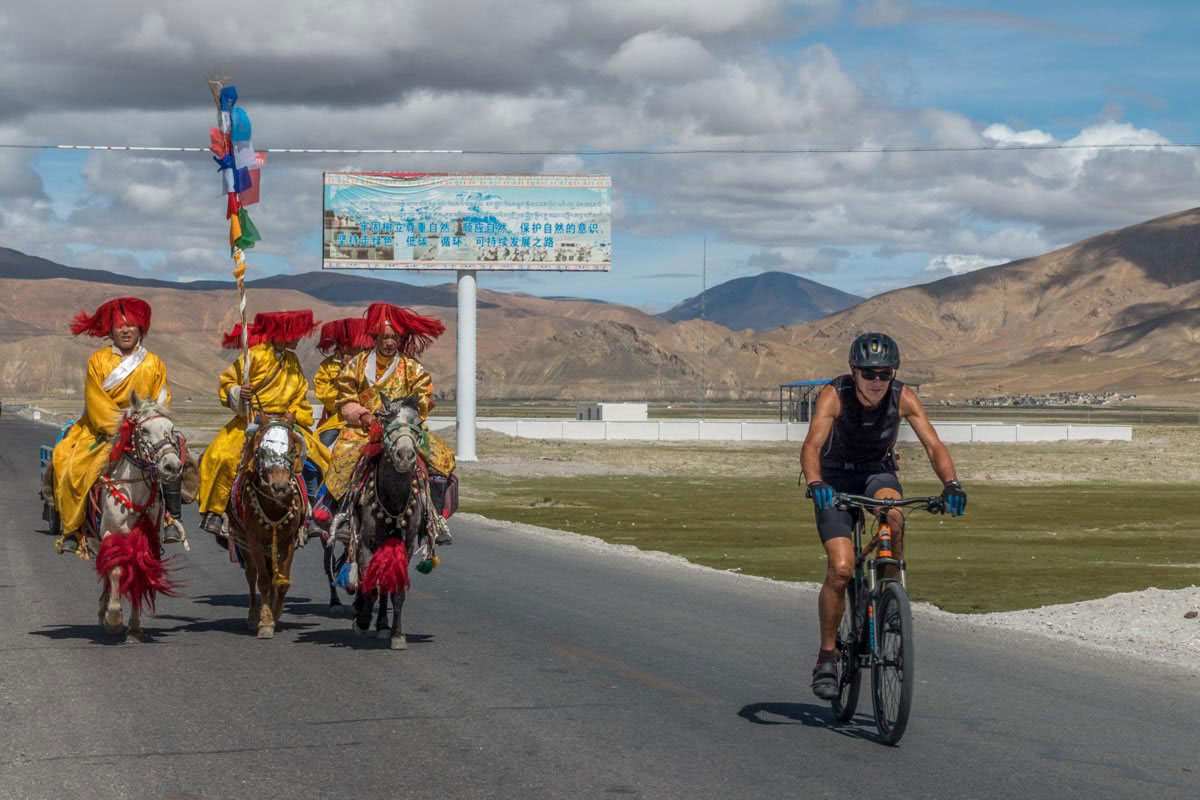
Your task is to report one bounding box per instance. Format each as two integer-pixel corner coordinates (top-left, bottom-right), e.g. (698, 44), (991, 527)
(0, 0), (1196, 298)
(603, 32), (721, 83)
(921, 254), (1008, 277)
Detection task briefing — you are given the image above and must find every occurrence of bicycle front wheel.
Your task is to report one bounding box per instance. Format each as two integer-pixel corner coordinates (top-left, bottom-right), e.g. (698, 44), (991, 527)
(871, 582), (914, 745)
(831, 586), (862, 722)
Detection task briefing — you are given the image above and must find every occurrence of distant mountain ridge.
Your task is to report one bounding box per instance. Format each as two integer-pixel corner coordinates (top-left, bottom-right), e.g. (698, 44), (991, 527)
(659, 271), (863, 331)
(0, 247), (486, 309)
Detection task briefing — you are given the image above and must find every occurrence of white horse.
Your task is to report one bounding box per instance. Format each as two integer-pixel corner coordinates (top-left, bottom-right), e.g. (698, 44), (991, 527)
(89, 392), (184, 640)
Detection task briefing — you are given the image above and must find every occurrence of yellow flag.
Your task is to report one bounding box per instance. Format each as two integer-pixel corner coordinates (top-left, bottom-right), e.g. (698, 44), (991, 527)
(230, 214), (243, 253)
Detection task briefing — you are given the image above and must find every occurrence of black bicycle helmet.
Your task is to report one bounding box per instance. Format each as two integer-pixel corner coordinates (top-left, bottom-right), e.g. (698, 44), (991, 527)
(848, 332), (900, 368)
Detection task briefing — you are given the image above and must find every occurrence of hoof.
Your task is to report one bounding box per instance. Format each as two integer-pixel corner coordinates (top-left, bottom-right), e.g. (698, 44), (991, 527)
(328, 604), (345, 617)
(375, 628), (391, 640)
(390, 635), (408, 650)
(103, 608), (123, 635)
(257, 625), (275, 639)
(126, 628), (147, 643)
(352, 620), (370, 637)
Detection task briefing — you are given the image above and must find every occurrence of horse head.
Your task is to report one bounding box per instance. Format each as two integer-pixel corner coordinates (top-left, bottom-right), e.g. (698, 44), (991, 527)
(250, 413), (303, 502)
(127, 391), (182, 483)
(376, 392), (423, 475)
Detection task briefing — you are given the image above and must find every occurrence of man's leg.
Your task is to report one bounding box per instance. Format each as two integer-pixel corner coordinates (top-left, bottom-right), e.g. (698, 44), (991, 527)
(867, 474), (905, 578)
(813, 504), (855, 699)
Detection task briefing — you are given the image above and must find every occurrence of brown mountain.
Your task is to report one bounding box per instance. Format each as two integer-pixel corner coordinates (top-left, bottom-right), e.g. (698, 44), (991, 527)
(3, 208), (1200, 405)
(762, 207), (1200, 402)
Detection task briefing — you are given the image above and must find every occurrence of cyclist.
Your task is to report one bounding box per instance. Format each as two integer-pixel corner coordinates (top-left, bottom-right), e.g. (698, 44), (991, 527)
(801, 332), (966, 700)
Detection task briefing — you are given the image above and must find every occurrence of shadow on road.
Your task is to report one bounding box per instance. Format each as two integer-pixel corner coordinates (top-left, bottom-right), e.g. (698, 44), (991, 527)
(737, 701), (877, 741)
(29, 624), (140, 646)
(294, 628), (435, 649)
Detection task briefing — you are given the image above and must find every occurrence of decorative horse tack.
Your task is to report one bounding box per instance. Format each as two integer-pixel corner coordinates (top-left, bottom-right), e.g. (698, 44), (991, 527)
(80, 397), (184, 639)
(230, 416), (307, 638)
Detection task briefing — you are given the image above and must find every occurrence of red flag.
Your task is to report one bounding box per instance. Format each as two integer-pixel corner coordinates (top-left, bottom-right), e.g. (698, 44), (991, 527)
(238, 169), (261, 206)
(209, 127), (228, 158)
(226, 191), (240, 219)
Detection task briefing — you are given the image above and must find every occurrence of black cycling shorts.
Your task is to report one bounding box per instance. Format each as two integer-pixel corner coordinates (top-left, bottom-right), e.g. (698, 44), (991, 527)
(814, 470), (903, 543)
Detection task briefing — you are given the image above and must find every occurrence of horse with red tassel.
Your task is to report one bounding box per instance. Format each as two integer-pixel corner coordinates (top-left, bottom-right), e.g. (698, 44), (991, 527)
(332, 393), (438, 650)
(89, 393), (184, 639)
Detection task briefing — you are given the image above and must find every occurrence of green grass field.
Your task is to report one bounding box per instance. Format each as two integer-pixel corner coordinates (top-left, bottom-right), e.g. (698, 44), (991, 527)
(462, 474), (1197, 613)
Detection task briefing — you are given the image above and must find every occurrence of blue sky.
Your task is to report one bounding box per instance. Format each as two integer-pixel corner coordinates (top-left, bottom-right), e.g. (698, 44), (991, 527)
(5, 0), (1200, 312)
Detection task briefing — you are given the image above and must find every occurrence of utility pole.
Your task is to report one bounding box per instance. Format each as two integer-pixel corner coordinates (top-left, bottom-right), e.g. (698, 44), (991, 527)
(699, 232), (707, 420)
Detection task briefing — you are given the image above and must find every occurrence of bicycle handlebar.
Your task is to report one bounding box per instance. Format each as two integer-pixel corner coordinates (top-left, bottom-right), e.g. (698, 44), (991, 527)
(834, 493), (946, 514)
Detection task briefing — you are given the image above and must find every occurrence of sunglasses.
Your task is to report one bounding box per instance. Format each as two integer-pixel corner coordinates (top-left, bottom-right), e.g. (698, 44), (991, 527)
(856, 368), (895, 382)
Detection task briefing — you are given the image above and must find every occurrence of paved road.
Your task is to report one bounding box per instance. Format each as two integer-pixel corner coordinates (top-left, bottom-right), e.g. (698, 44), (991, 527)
(1, 413), (1197, 799)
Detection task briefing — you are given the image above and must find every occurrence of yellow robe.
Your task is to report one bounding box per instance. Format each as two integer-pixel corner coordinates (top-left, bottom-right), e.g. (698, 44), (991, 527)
(324, 349), (453, 499)
(197, 343), (331, 515)
(52, 346), (171, 535)
(312, 355), (347, 437)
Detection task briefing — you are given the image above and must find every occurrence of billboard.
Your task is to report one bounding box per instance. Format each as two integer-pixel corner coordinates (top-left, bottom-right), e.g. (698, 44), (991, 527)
(322, 173), (611, 271)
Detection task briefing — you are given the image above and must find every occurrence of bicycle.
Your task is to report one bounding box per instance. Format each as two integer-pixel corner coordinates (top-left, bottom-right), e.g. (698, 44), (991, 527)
(826, 492), (946, 745)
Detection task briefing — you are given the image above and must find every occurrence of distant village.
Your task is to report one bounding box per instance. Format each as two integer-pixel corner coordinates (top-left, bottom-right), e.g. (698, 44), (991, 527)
(946, 391), (1137, 408)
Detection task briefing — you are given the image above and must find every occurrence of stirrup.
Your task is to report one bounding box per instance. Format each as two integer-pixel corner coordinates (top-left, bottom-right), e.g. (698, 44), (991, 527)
(433, 514), (452, 546)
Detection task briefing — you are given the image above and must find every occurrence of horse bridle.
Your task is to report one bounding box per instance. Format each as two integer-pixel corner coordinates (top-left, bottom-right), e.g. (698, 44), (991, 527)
(251, 420), (307, 481)
(123, 411), (181, 475)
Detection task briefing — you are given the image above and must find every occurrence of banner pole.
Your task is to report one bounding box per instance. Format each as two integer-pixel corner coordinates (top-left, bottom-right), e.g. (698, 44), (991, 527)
(208, 75), (250, 384)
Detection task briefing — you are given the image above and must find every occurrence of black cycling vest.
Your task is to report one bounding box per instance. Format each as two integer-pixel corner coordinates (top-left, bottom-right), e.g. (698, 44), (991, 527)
(819, 374), (904, 471)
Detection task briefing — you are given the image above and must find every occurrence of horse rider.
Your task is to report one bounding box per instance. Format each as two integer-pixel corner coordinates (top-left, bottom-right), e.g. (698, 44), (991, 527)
(315, 302), (455, 543)
(197, 310), (331, 542)
(801, 332), (967, 700)
(312, 316), (371, 449)
(44, 297), (179, 556)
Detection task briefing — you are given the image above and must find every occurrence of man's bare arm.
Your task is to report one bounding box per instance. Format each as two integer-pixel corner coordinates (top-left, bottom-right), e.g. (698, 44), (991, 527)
(900, 386), (957, 483)
(800, 385), (840, 485)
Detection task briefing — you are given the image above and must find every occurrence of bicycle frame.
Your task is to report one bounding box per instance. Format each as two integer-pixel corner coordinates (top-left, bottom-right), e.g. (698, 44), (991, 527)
(839, 494), (940, 667)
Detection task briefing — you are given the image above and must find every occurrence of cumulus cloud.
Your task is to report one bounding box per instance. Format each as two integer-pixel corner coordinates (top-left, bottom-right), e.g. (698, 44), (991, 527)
(0, 0), (1195, 297)
(921, 253), (1008, 278)
(744, 246), (849, 274)
(603, 31), (721, 83)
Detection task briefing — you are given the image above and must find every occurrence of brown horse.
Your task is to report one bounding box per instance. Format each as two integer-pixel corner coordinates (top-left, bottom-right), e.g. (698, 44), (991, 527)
(229, 414), (307, 639)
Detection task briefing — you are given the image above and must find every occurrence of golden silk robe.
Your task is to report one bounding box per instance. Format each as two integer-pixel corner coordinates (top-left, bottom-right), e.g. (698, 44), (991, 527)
(312, 355), (348, 437)
(323, 349), (454, 500)
(52, 346), (171, 534)
(196, 343), (331, 515)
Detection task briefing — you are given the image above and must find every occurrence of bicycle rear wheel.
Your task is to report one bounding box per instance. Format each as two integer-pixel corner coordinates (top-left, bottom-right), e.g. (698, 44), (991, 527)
(831, 586), (862, 722)
(871, 582), (914, 744)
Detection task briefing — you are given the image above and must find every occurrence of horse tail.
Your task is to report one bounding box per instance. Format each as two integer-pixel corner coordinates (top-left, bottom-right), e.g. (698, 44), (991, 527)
(360, 537), (410, 596)
(95, 517), (178, 614)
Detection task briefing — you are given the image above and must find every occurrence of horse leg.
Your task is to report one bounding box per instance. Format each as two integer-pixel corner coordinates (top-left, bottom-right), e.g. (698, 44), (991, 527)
(352, 591), (374, 637)
(103, 565), (124, 634)
(242, 546), (261, 632)
(324, 542), (344, 615)
(270, 536), (299, 624)
(247, 543), (275, 639)
(352, 540), (373, 637)
(127, 603), (144, 642)
(389, 589), (407, 650)
(375, 594), (390, 639)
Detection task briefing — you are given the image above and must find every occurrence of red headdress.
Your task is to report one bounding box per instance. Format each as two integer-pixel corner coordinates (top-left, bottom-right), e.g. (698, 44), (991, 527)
(317, 317), (373, 355)
(363, 303), (445, 358)
(70, 297), (152, 338)
(222, 309), (319, 349)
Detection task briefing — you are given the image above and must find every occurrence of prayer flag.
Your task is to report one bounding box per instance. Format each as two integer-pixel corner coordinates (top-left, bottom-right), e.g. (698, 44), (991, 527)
(235, 209), (261, 250)
(238, 170), (261, 206)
